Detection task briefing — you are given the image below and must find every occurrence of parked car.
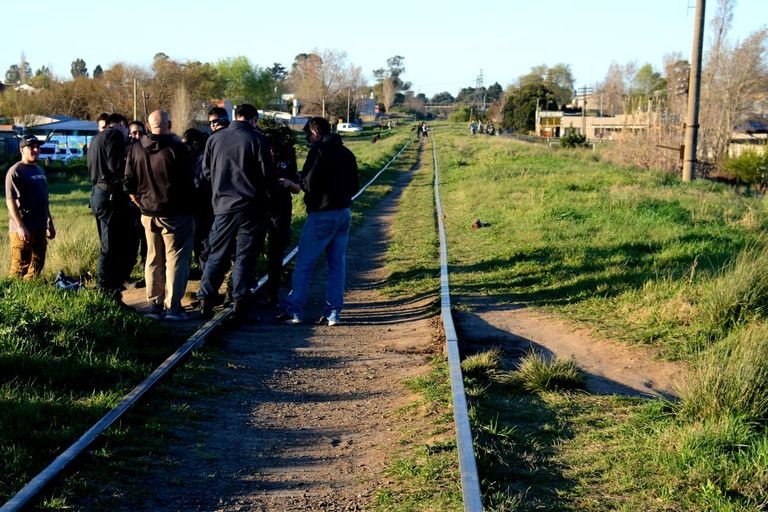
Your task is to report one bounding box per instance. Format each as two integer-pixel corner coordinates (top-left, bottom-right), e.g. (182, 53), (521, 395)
(38, 144), (74, 165)
(336, 122), (363, 133)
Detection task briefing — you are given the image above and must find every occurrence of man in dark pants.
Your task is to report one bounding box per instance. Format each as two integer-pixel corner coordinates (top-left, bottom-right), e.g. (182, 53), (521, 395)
(87, 113), (134, 306)
(197, 104), (274, 319)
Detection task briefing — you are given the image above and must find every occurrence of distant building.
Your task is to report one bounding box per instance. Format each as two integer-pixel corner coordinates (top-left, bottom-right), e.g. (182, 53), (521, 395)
(23, 115), (98, 152)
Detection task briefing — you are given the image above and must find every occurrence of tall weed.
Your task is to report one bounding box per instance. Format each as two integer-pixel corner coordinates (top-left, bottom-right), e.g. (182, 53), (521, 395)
(699, 242), (768, 338)
(680, 322), (768, 423)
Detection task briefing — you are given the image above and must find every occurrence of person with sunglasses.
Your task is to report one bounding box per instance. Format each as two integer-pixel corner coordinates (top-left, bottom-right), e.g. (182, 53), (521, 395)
(207, 106), (230, 133)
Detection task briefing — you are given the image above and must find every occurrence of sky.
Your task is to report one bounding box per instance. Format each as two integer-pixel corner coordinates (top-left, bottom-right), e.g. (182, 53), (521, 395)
(1, 0), (766, 99)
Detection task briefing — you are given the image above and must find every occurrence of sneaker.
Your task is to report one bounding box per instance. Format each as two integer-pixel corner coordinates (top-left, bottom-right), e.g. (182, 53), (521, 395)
(327, 310), (341, 326)
(146, 303), (164, 320)
(275, 311), (302, 324)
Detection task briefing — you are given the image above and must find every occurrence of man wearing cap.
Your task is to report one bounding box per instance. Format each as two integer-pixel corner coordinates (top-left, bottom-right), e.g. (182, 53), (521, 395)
(4, 135), (56, 279)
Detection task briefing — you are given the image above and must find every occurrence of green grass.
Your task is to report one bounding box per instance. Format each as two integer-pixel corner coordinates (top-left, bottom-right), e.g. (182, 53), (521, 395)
(379, 122), (768, 510)
(424, 123), (766, 358)
(0, 131), (419, 508)
(375, 358), (463, 511)
(0, 278), (191, 504)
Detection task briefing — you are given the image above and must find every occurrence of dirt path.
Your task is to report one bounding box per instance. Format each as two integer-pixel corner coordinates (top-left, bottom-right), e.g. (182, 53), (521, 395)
(106, 150), (437, 511)
(90, 141), (687, 511)
(453, 298), (685, 398)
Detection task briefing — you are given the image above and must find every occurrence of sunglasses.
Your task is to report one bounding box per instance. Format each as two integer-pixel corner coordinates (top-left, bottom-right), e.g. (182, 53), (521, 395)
(209, 119), (223, 126)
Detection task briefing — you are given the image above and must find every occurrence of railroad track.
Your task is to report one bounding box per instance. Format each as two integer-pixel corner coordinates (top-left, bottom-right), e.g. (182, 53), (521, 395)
(1, 135), (483, 512)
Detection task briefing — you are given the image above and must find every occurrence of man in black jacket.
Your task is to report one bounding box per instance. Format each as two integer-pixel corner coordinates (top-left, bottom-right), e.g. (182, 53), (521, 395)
(88, 113), (135, 305)
(277, 116), (359, 326)
(198, 103), (274, 319)
(124, 110), (196, 321)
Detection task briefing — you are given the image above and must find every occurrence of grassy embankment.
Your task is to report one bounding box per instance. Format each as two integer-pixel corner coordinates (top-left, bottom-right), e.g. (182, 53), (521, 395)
(378, 122), (768, 511)
(0, 128), (415, 508)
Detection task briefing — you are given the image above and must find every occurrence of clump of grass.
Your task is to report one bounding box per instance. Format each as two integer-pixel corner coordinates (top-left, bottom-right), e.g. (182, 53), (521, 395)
(515, 351), (585, 393)
(699, 243), (768, 339)
(679, 322), (768, 423)
(461, 347), (503, 379)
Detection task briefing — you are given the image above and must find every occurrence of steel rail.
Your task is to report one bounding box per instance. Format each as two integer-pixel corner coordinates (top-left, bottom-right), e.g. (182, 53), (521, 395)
(431, 137), (484, 511)
(1, 139), (412, 512)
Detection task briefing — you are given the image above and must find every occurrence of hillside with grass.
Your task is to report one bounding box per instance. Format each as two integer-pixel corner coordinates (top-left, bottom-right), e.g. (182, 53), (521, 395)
(382, 123), (768, 510)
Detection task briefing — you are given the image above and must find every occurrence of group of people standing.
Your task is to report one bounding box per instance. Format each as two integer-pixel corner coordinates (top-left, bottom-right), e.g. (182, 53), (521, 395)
(6, 104), (360, 326)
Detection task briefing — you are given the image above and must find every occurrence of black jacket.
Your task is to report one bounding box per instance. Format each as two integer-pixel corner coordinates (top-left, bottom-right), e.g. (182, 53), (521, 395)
(203, 120), (274, 216)
(88, 126), (127, 189)
(300, 133), (359, 213)
(123, 134), (195, 217)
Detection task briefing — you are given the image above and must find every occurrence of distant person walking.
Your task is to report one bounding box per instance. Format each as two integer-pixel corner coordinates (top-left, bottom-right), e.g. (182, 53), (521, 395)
(124, 110), (196, 321)
(277, 116), (359, 326)
(5, 135), (56, 279)
(88, 113), (135, 306)
(197, 104), (274, 319)
(419, 121), (429, 140)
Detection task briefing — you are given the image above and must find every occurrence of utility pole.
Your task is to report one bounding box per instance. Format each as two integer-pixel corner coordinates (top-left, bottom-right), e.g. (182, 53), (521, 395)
(682, 0), (705, 182)
(576, 85), (593, 137)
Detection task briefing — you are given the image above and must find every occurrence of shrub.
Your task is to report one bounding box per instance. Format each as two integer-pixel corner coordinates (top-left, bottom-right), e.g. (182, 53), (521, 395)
(560, 131), (588, 148)
(723, 149), (768, 192)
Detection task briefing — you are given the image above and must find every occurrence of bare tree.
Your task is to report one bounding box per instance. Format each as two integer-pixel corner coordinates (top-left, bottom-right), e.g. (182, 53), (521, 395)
(170, 82), (194, 134)
(699, 0), (768, 163)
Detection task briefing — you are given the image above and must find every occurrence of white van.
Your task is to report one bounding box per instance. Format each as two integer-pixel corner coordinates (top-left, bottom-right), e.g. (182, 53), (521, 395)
(38, 144), (71, 165)
(337, 122), (363, 133)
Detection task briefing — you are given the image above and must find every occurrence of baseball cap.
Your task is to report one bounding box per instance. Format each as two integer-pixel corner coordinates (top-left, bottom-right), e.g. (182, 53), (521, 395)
(20, 135), (43, 148)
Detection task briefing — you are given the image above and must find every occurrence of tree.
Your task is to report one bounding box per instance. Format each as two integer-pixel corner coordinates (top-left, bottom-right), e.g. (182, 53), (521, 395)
(502, 83), (558, 133)
(269, 63), (288, 82)
(430, 91), (455, 104)
(93, 65), (104, 79)
(30, 66), (53, 88)
(544, 64), (575, 106)
(5, 65), (20, 85)
(373, 55), (411, 112)
(455, 87), (477, 104)
(596, 61), (629, 116)
(170, 81), (194, 134)
(516, 64), (574, 107)
(699, 0), (768, 164)
(215, 56), (274, 107)
(288, 50), (357, 118)
(71, 58), (88, 79)
(631, 63), (666, 97)
(486, 82), (503, 102)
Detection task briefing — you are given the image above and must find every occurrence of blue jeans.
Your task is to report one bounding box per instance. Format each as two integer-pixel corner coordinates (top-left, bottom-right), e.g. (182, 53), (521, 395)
(286, 208), (352, 318)
(198, 208), (266, 303)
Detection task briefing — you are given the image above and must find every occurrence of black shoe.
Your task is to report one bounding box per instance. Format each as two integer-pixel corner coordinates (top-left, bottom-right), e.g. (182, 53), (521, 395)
(233, 300), (260, 323)
(199, 298), (215, 320)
